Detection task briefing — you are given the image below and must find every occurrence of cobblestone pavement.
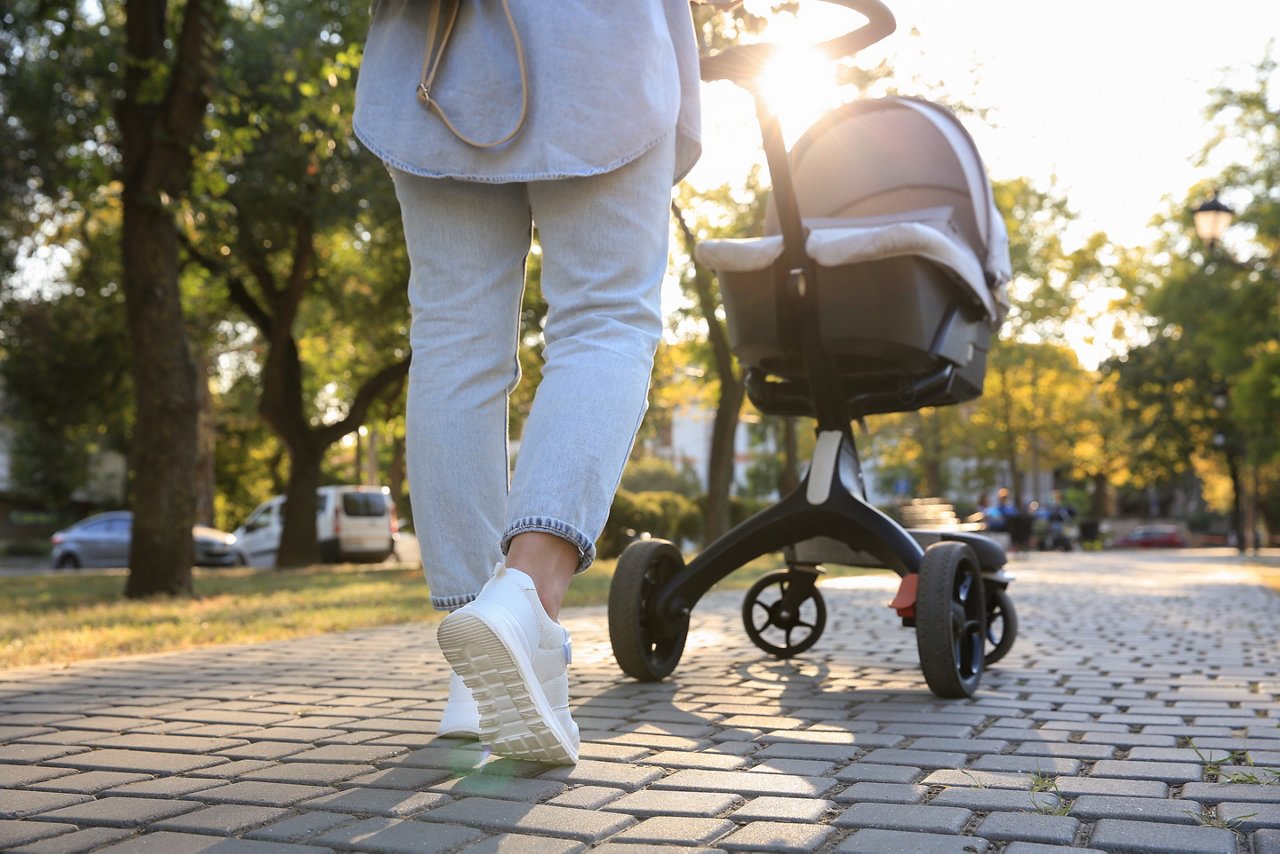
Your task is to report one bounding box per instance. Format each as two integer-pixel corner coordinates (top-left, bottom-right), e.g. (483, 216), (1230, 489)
(2, 550), (1279, 853)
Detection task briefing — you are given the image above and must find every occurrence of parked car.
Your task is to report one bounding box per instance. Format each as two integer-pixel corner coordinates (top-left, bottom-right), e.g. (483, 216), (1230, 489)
(233, 485), (397, 568)
(50, 511), (238, 569)
(1109, 524), (1188, 549)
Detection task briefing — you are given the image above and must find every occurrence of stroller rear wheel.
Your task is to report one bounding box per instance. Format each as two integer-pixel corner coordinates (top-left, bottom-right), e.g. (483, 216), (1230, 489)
(983, 585), (1017, 666)
(742, 569), (826, 659)
(608, 539), (689, 681)
(916, 541), (985, 698)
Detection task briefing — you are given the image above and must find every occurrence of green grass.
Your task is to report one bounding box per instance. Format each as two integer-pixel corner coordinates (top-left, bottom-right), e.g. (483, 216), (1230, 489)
(1, 555), (882, 670)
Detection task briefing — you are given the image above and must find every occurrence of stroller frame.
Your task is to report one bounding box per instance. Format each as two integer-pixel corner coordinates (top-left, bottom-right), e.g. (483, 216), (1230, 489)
(607, 0), (1015, 699)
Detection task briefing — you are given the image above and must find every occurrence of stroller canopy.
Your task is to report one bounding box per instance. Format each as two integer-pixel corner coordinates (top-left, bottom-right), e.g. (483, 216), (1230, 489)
(699, 96), (1011, 325)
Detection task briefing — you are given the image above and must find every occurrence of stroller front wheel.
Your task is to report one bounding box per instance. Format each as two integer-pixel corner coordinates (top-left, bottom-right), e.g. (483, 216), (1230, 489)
(608, 539), (689, 681)
(742, 569), (826, 659)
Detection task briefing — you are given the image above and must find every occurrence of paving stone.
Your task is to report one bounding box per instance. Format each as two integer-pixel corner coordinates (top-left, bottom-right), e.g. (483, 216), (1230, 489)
(239, 762), (374, 785)
(1050, 776), (1169, 798)
(1075, 793), (1203, 829)
(1254, 828), (1280, 854)
(154, 804), (290, 835)
(243, 810), (356, 843)
(1182, 782), (1280, 804)
(603, 788), (743, 818)
(858, 748), (968, 769)
(0, 789), (93, 819)
(427, 773), (565, 803)
(729, 795), (832, 823)
(90, 734), (247, 754)
(0, 746), (90, 765)
(94, 830), (330, 852)
(456, 833), (586, 854)
(1002, 842), (1104, 854)
(930, 787), (1060, 812)
(834, 782), (928, 804)
(191, 781), (336, 806)
(0, 820), (77, 849)
(0, 766), (77, 788)
(834, 802), (972, 834)
(1088, 760), (1203, 783)
(342, 767), (452, 791)
(609, 816), (734, 845)
(1218, 802), (1280, 831)
(46, 749), (226, 775)
(576, 742), (649, 763)
(8, 826), (135, 854)
(213, 742), (309, 761)
(922, 769), (1031, 789)
(836, 828), (989, 853)
(834, 763), (922, 783)
(101, 776), (223, 799)
(1014, 742), (1117, 760)
(26, 771), (153, 794)
(33, 796), (203, 827)
(186, 759), (276, 778)
(544, 785), (626, 810)
(977, 811), (1079, 845)
(536, 759), (664, 792)
(652, 768), (834, 797)
(298, 787), (448, 817)
(1087, 818), (1236, 853)
(420, 796), (634, 843)
(716, 821), (834, 852)
(636, 749), (747, 770)
(969, 755), (1081, 775)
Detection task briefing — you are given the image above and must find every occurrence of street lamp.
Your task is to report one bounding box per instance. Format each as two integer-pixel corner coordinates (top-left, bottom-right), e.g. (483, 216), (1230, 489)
(1192, 193), (1234, 252)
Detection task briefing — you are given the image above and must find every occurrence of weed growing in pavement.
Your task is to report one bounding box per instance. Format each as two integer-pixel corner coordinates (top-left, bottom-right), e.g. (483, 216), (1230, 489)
(1190, 810), (1256, 830)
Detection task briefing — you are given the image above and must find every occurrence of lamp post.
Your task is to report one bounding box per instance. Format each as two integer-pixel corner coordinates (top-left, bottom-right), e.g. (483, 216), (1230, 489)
(1192, 193), (1234, 253)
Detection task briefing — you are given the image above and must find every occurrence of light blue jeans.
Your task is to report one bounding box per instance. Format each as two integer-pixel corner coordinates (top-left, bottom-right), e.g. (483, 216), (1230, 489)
(391, 136), (676, 611)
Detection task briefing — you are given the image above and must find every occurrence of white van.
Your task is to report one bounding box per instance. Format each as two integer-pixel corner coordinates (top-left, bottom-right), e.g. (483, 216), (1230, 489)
(233, 485), (397, 567)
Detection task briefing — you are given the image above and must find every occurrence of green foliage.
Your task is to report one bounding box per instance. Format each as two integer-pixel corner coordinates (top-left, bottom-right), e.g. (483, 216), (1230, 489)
(597, 490), (702, 560)
(621, 456), (703, 499)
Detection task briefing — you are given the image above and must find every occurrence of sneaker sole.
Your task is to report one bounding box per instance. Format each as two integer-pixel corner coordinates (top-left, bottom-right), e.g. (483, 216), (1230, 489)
(437, 610), (577, 765)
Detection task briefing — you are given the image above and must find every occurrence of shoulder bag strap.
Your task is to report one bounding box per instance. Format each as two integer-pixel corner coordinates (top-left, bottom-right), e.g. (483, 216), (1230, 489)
(416, 0), (528, 149)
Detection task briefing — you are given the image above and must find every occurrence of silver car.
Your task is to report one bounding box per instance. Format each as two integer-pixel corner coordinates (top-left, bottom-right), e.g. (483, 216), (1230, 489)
(51, 511), (238, 569)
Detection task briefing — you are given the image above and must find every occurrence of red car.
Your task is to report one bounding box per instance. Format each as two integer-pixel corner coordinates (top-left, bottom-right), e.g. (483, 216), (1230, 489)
(1110, 525), (1187, 549)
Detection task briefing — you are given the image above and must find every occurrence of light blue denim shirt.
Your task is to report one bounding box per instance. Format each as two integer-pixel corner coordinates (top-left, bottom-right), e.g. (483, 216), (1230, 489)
(354, 0), (702, 184)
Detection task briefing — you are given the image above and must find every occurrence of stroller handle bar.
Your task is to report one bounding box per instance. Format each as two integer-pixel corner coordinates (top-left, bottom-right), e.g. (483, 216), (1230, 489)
(700, 0), (896, 88)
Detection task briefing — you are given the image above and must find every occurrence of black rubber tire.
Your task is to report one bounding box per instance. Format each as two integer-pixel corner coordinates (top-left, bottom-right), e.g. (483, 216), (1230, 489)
(983, 585), (1018, 666)
(608, 539), (689, 681)
(55, 553), (81, 570)
(916, 541), (985, 698)
(742, 570), (826, 659)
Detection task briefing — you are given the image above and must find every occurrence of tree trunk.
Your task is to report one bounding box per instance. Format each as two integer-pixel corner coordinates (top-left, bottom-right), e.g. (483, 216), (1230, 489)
(120, 195), (198, 597)
(1226, 451), (1245, 554)
(705, 377), (746, 541)
(919, 410), (944, 497)
(194, 352), (217, 526)
(276, 442), (323, 568)
(117, 0), (219, 598)
(672, 201), (744, 543)
(780, 417), (800, 495)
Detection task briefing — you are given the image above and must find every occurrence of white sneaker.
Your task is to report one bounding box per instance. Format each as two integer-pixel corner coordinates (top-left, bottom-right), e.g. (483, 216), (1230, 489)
(437, 672), (480, 739)
(437, 563), (579, 764)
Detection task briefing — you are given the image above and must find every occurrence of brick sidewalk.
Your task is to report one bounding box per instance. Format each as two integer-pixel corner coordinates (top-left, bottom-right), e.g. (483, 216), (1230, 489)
(2, 551), (1278, 853)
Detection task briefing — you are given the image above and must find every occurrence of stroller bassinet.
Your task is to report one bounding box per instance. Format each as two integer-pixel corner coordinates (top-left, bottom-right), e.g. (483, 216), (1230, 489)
(607, 0), (1018, 699)
(698, 96), (1010, 417)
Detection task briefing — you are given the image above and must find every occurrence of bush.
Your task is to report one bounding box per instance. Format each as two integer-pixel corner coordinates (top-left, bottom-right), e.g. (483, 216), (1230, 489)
(597, 489), (702, 559)
(620, 457), (702, 499)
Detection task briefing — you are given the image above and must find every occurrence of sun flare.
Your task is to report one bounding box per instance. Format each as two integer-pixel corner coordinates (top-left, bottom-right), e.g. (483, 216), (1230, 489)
(757, 46), (845, 145)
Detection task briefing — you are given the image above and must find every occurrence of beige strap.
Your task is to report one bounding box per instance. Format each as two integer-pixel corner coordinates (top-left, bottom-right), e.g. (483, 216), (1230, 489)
(417, 0), (528, 149)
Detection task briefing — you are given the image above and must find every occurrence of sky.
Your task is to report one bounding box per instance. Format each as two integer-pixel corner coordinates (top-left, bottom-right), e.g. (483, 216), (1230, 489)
(688, 0), (1280, 249)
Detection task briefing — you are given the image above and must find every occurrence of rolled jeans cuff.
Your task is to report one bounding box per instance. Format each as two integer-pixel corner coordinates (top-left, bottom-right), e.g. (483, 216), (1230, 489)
(430, 590), (478, 612)
(502, 516), (596, 574)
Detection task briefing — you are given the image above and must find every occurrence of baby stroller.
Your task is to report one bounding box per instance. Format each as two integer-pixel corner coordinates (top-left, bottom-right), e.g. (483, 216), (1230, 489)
(608, 0), (1016, 698)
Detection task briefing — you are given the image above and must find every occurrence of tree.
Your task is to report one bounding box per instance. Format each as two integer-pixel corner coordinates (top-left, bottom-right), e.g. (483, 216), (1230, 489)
(2, 0), (224, 596)
(178, 0), (410, 567)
